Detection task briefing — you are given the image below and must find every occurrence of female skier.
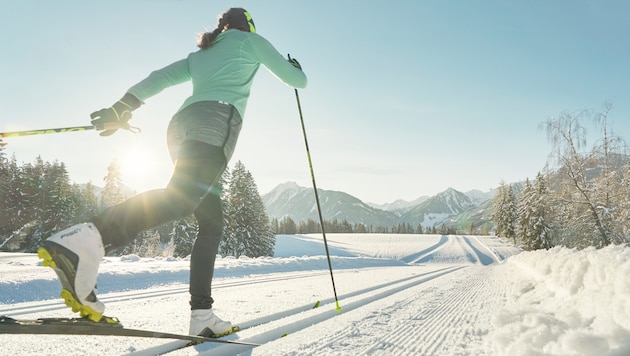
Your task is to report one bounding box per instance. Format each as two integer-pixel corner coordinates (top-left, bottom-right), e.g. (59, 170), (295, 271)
(38, 7), (306, 337)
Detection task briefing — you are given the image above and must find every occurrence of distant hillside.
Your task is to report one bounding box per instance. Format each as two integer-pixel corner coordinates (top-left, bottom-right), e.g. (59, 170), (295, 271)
(262, 182), (497, 231)
(262, 182), (399, 227)
(464, 189), (496, 205)
(449, 198), (495, 235)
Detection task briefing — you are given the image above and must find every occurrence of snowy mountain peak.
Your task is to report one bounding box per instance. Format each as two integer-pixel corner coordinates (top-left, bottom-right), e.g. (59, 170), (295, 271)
(263, 182), (398, 226)
(367, 196), (430, 212)
(435, 188), (475, 213)
(264, 181), (306, 203)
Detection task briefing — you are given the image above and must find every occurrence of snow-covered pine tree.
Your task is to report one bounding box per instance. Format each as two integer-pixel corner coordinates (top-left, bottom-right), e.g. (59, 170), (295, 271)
(38, 161), (76, 240)
(516, 178), (533, 243)
(506, 187), (518, 241)
(617, 162), (630, 239)
(5, 155), (26, 236)
(531, 173), (553, 249)
(73, 182), (100, 223)
(0, 149), (14, 248)
(270, 218), (279, 234)
(5, 158), (78, 251)
(167, 216), (198, 258)
(20, 157), (45, 227)
(100, 158), (126, 208)
(221, 161), (274, 258)
(491, 182), (517, 241)
(518, 173), (553, 250)
(18, 157), (47, 250)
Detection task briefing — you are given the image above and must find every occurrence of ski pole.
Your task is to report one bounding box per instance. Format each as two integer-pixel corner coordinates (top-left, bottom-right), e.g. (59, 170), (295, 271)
(0, 125), (95, 139)
(289, 54), (342, 313)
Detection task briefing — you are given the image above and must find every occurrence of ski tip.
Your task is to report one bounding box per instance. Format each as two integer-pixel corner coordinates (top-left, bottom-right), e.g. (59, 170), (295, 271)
(0, 315), (17, 324)
(312, 301), (320, 309)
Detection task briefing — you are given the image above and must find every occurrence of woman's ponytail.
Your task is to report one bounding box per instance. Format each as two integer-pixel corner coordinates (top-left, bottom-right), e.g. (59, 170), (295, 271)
(197, 8), (254, 49)
(197, 27), (221, 49)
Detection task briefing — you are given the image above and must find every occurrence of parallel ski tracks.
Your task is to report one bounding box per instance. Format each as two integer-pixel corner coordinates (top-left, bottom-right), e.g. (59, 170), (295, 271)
(2, 263), (471, 355)
(405, 235), (500, 265)
(393, 267), (501, 355)
(131, 265), (466, 355)
(0, 270), (335, 317)
(311, 266), (503, 355)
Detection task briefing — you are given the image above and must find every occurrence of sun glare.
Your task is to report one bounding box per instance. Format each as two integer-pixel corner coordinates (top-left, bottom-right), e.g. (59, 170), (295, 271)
(119, 146), (158, 192)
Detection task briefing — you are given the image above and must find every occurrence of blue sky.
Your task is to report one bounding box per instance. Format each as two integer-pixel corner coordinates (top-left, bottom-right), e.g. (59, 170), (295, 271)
(1, 0), (629, 204)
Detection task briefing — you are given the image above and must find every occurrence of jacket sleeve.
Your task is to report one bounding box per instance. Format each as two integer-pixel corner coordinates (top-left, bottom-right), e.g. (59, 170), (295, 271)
(127, 58), (191, 103)
(249, 35), (307, 89)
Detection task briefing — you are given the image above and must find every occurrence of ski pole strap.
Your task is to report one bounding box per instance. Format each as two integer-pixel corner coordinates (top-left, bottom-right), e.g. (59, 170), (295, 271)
(125, 124), (142, 134)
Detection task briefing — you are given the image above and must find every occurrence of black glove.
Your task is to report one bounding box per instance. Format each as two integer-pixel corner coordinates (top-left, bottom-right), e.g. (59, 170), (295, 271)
(90, 93), (141, 136)
(288, 57), (302, 70)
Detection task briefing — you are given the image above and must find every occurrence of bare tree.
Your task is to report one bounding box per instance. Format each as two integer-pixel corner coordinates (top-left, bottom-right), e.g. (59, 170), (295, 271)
(543, 105), (628, 247)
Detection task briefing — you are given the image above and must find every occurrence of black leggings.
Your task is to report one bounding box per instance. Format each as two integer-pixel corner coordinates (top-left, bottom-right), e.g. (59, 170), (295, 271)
(91, 140), (226, 309)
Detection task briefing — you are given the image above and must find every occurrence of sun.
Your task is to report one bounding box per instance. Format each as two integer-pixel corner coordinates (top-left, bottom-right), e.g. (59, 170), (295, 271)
(119, 146), (158, 192)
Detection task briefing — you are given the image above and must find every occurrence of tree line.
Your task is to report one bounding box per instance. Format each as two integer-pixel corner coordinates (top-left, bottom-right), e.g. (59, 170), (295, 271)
(271, 217), (456, 235)
(492, 105), (629, 250)
(0, 149), (273, 258)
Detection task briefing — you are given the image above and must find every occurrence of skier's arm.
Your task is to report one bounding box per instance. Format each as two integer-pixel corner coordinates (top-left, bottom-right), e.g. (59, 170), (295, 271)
(127, 58), (192, 103)
(90, 59), (190, 136)
(249, 35), (307, 89)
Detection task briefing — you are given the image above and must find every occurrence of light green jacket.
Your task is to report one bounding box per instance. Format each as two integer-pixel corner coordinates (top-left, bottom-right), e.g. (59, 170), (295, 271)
(127, 29), (307, 117)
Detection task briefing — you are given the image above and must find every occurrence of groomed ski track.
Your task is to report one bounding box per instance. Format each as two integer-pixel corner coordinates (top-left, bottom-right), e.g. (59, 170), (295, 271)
(129, 265), (466, 355)
(0, 234), (518, 355)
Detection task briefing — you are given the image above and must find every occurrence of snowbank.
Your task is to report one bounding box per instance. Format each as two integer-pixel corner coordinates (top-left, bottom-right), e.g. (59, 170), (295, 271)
(492, 244), (630, 355)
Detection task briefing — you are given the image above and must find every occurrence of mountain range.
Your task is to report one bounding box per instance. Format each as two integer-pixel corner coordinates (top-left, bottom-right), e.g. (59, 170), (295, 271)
(262, 182), (497, 232)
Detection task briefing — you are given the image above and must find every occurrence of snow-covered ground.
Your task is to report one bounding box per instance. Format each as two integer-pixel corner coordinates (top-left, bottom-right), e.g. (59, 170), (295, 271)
(1, 234), (629, 355)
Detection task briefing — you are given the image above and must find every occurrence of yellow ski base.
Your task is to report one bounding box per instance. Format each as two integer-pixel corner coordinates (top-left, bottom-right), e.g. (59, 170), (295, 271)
(38, 247), (105, 323)
(60, 289), (103, 322)
(214, 326), (237, 338)
(37, 247), (56, 268)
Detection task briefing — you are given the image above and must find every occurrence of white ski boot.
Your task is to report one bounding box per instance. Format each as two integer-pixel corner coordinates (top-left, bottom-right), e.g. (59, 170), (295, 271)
(189, 309), (234, 337)
(38, 223), (105, 322)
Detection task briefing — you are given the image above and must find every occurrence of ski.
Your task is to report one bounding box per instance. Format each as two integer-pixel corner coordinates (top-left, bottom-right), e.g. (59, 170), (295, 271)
(128, 300), (322, 355)
(0, 316), (259, 346)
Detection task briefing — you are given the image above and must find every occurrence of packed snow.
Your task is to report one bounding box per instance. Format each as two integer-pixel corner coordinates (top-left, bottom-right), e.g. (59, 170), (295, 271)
(1, 234), (629, 355)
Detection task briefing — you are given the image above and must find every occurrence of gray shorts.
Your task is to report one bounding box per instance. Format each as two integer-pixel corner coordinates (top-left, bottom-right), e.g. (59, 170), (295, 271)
(167, 101), (243, 163)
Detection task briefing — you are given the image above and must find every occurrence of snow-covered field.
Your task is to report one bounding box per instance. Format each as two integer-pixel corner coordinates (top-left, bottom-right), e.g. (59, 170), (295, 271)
(1, 234), (629, 355)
